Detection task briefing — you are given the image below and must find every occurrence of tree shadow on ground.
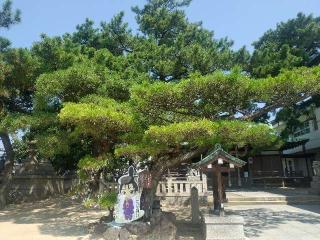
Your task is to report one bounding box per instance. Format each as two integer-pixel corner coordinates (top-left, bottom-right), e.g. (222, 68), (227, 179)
(165, 206), (203, 240)
(227, 207), (320, 238)
(291, 204), (320, 214)
(176, 220), (202, 240)
(0, 196), (107, 239)
(165, 204), (320, 240)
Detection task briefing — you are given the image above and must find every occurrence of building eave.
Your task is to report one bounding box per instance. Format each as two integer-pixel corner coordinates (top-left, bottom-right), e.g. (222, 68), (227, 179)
(192, 144), (246, 168)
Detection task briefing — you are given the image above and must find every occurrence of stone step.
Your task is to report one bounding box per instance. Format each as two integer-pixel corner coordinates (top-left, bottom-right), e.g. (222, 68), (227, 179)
(226, 200), (320, 205)
(225, 197), (320, 206)
(227, 197), (287, 201)
(227, 196), (320, 202)
(225, 200), (288, 206)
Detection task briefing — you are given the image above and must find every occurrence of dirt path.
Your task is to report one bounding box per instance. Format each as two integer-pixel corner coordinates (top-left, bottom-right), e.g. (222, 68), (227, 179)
(1, 195), (320, 240)
(0, 196), (107, 240)
(0, 196), (198, 240)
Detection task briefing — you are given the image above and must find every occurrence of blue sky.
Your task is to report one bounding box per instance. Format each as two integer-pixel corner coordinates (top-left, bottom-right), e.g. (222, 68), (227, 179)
(2, 0), (320, 51)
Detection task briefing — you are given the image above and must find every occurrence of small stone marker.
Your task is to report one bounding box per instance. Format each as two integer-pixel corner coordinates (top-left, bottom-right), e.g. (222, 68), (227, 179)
(191, 186), (200, 224)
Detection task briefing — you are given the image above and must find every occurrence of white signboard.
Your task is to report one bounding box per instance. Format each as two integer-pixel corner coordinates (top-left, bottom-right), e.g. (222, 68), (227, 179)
(114, 166), (145, 224)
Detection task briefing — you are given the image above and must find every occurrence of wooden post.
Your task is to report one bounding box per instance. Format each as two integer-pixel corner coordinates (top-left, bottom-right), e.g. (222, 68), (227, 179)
(248, 157), (253, 186)
(217, 167), (223, 210)
(212, 168), (218, 211)
(282, 158), (287, 177)
(212, 166), (223, 214)
(228, 169), (232, 187)
(237, 168), (242, 187)
(303, 144), (310, 177)
(236, 146), (242, 187)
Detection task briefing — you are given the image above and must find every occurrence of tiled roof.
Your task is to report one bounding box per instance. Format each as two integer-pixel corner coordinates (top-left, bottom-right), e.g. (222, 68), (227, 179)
(192, 144), (246, 168)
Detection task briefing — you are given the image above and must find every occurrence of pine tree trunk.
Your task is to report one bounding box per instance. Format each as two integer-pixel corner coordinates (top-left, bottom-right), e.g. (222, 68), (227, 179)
(143, 169), (163, 220)
(0, 132), (14, 209)
(142, 148), (206, 219)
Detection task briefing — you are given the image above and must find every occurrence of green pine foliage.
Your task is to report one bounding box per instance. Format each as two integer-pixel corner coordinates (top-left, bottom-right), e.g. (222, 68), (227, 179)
(250, 13), (320, 77)
(0, 0), (20, 29)
(1, 0), (320, 198)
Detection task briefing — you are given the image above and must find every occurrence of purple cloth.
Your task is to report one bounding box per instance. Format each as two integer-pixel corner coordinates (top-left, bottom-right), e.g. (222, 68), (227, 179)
(123, 198), (134, 220)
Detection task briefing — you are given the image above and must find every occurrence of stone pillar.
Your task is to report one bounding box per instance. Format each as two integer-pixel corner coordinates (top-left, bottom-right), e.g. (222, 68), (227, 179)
(185, 182), (191, 194)
(202, 173), (208, 193)
(313, 161), (320, 176)
(156, 183), (161, 195)
(191, 187), (200, 224)
(167, 177), (173, 195)
(173, 183), (178, 194)
(310, 161), (320, 194)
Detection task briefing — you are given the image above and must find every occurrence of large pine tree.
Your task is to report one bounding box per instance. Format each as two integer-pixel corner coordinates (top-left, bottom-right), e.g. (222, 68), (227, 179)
(1, 0), (320, 212)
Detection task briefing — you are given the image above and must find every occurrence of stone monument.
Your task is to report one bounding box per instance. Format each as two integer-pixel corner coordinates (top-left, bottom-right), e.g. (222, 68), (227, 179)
(191, 186), (200, 224)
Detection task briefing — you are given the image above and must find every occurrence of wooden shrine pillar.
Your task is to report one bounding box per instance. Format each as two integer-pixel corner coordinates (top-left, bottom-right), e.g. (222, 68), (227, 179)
(228, 169), (232, 187)
(212, 168), (219, 210)
(192, 144), (246, 216)
(235, 146), (242, 187)
(212, 166), (223, 215)
(237, 168), (242, 187)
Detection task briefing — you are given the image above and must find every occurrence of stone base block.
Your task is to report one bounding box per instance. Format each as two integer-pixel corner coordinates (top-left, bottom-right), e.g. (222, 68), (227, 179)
(309, 176), (320, 194)
(310, 183), (320, 194)
(202, 214), (245, 240)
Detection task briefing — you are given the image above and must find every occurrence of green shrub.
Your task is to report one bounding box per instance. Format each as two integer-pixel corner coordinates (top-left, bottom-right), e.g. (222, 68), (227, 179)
(98, 191), (117, 209)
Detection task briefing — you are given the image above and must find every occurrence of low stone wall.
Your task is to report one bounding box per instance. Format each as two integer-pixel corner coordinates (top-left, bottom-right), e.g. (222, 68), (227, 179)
(156, 176), (209, 205)
(8, 174), (76, 203)
(98, 177), (210, 206)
